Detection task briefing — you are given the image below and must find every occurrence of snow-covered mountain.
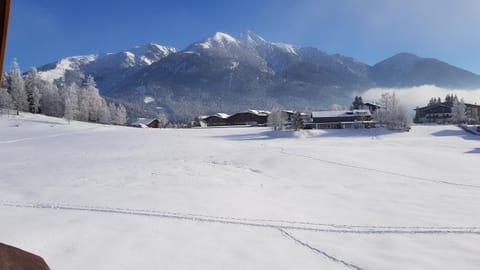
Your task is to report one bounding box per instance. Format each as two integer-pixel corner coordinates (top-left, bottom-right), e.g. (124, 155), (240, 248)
(35, 31), (480, 121)
(37, 43), (177, 93)
(371, 53), (480, 88)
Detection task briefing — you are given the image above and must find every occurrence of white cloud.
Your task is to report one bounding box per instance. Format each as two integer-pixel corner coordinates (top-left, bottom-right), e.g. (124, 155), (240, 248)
(358, 85), (480, 110)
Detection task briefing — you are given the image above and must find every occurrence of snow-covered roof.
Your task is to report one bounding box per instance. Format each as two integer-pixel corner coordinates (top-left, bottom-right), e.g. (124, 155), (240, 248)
(131, 118), (157, 126)
(247, 109), (270, 116)
(311, 110), (371, 118)
(214, 113), (230, 119)
(364, 102), (382, 107)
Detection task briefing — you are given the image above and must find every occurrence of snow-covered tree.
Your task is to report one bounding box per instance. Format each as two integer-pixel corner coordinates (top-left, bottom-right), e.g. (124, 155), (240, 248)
(115, 104), (127, 125)
(351, 96), (364, 110)
(98, 99), (111, 124)
(84, 76), (104, 122)
(268, 110), (287, 131)
(64, 70), (85, 87)
(157, 113), (169, 128)
(77, 87), (89, 121)
(24, 67), (42, 113)
(40, 82), (64, 117)
(63, 83), (80, 122)
(373, 92), (411, 130)
(108, 102), (128, 125)
(291, 112), (304, 131)
(451, 98), (466, 124)
(0, 88), (13, 110)
(8, 59), (28, 113)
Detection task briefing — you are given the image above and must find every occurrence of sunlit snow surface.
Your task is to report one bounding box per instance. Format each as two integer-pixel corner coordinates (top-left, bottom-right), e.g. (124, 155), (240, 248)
(1, 113), (480, 269)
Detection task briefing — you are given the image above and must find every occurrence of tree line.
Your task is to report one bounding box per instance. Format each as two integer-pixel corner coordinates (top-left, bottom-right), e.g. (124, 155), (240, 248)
(0, 59), (127, 125)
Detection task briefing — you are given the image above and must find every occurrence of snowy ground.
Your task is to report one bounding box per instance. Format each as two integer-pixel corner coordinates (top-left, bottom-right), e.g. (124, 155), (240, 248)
(1, 113), (480, 269)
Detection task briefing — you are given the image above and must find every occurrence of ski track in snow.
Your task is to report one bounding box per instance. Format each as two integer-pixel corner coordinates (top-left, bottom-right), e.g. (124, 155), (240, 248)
(277, 147), (480, 189)
(0, 127), (99, 144)
(2, 201), (480, 235)
(278, 228), (366, 270)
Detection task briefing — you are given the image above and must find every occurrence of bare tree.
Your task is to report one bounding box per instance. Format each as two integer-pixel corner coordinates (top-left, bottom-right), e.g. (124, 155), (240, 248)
(268, 110), (287, 131)
(373, 92), (411, 130)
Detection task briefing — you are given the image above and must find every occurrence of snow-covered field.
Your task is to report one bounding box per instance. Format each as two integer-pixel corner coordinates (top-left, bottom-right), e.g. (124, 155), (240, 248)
(1, 113), (480, 269)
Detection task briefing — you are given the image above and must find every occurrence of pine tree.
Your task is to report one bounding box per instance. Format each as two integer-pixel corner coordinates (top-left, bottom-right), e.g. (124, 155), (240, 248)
(24, 67), (42, 113)
(351, 96), (364, 110)
(40, 82), (64, 117)
(0, 88), (13, 110)
(9, 59), (28, 113)
(291, 112), (304, 131)
(84, 76), (103, 122)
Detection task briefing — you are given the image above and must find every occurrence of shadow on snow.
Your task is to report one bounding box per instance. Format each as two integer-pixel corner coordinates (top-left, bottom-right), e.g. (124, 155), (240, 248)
(216, 128), (397, 141)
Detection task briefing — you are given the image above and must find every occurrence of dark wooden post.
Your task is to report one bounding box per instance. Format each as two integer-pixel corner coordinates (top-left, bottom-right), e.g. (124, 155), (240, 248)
(0, 243), (51, 270)
(0, 0), (11, 82)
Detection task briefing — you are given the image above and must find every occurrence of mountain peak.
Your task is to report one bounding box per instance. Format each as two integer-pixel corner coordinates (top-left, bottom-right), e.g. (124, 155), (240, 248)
(393, 52), (419, 57)
(211, 32), (237, 43)
(372, 52), (480, 88)
(238, 31), (268, 47)
(185, 32), (241, 53)
(374, 52), (420, 69)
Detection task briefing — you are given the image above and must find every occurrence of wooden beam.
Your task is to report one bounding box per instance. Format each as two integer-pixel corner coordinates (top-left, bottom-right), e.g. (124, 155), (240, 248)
(0, 0), (11, 82)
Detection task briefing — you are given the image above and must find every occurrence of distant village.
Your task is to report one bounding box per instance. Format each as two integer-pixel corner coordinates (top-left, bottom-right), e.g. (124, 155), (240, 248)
(131, 94), (480, 133)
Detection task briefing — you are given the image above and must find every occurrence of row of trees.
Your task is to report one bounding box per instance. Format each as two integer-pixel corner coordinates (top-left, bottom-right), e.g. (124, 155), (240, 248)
(0, 60), (127, 125)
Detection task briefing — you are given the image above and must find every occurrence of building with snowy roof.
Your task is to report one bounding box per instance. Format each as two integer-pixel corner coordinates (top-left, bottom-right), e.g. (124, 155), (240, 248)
(305, 110), (376, 129)
(130, 118), (160, 128)
(201, 113), (230, 126)
(227, 110), (270, 126)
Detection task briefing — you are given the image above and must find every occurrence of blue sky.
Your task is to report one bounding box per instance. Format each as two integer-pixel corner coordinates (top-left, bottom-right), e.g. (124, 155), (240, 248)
(5, 0), (480, 73)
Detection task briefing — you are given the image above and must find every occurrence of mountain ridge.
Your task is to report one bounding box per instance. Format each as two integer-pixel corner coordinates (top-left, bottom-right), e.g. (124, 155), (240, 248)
(34, 31), (480, 121)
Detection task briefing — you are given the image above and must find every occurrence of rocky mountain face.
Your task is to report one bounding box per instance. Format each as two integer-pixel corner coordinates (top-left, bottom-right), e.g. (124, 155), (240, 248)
(36, 32), (480, 122)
